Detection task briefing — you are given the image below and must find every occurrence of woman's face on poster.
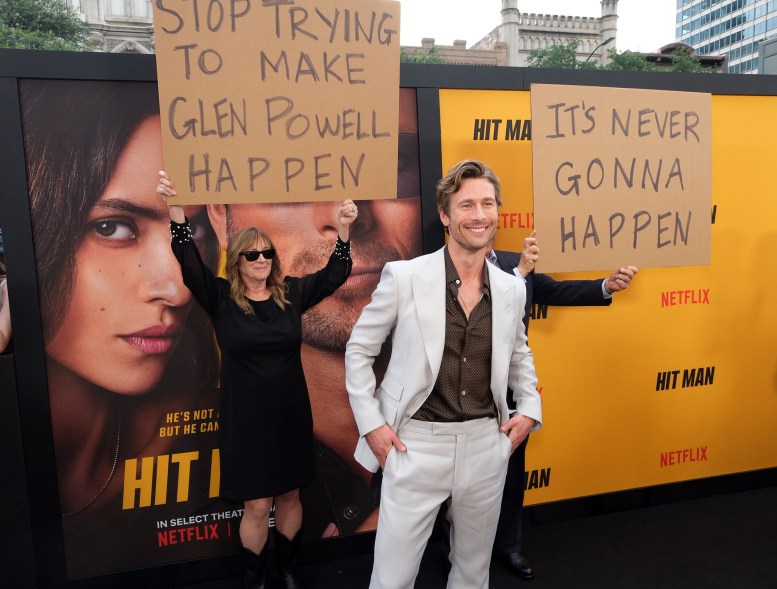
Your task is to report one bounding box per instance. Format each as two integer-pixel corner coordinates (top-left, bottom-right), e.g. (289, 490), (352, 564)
(46, 116), (193, 395)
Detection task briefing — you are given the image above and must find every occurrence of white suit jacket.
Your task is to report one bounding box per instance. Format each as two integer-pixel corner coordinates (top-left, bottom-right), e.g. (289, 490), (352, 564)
(345, 247), (542, 473)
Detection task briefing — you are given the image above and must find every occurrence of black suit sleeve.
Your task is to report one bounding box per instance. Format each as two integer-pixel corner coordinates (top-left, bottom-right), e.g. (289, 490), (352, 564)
(494, 249), (611, 308)
(531, 273), (611, 308)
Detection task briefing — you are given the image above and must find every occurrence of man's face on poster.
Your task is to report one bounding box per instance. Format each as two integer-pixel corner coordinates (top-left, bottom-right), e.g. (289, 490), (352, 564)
(206, 123), (423, 350)
(207, 194), (421, 351)
(206, 90), (423, 352)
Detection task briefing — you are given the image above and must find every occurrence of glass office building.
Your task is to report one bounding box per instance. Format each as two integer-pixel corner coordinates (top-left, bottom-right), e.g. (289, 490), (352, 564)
(676, 0), (777, 73)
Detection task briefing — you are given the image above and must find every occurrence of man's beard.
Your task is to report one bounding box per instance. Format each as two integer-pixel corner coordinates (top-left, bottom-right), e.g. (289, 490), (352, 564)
(292, 239), (403, 353)
(301, 304), (363, 352)
(462, 224), (496, 251)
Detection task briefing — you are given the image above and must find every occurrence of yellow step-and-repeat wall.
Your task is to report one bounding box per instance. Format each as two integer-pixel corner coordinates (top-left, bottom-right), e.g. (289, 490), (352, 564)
(440, 89), (777, 505)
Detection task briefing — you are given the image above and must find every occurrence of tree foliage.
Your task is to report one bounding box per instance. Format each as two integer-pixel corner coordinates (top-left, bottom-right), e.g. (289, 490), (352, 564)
(527, 40), (598, 70)
(604, 49), (658, 72)
(400, 44), (446, 64)
(0, 0), (95, 51)
(528, 39), (714, 73)
(665, 45), (714, 73)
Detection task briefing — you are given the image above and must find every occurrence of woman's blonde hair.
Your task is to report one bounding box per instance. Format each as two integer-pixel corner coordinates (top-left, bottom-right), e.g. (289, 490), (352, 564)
(226, 227), (289, 314)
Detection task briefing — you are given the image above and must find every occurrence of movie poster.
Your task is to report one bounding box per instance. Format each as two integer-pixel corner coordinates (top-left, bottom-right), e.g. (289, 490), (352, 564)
(19, 79), (422, 578)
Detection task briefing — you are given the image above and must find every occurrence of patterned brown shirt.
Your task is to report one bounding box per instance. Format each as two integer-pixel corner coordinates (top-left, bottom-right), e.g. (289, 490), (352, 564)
(413, 247), (497, 422)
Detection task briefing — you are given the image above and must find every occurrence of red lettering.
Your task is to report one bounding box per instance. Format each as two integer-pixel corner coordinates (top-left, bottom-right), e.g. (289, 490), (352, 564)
(497, 211), (535, 229)
(157, 523), (221, 547)
(661, 289), (711, 307)
(661, 446), (708, 468)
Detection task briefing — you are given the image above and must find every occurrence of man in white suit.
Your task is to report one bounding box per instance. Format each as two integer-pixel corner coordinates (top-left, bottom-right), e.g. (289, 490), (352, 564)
(346, 160), (542, 588)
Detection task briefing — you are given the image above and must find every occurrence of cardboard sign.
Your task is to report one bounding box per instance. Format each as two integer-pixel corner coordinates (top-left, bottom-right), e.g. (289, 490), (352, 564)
(153, 0), (400, 205)
(531, 84), (711, 272)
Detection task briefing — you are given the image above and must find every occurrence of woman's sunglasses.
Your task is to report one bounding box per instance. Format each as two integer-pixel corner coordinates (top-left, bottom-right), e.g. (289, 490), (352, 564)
(239, 248), (275, 262)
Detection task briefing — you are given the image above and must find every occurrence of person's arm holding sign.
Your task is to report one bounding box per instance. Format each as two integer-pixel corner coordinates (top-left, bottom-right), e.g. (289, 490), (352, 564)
(515, 230), (539, 278)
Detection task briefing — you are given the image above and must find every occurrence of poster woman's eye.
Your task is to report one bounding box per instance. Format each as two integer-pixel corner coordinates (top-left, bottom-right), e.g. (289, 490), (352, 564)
(90, 219), (137, 241)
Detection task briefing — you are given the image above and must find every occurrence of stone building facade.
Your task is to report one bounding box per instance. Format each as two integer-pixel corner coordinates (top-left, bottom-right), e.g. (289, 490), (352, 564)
(68, 0), (155, 54)
(66, 0), (724, 73)
(67, 0), (619, 63)
(402, 0), (620, 67)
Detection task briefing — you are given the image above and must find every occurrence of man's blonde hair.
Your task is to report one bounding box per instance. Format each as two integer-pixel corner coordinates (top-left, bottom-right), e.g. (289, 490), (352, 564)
(436, 159), (502, 215)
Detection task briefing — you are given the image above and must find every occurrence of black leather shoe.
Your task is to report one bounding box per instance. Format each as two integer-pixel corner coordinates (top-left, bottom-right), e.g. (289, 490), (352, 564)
(506, 552), (535, 580)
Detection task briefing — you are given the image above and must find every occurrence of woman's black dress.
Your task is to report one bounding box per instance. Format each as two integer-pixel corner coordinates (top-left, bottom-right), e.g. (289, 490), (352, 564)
(171, 220), (351, 500)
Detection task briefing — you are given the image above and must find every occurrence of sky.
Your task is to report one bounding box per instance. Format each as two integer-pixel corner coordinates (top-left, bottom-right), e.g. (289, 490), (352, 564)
(398, 0), (678, 54)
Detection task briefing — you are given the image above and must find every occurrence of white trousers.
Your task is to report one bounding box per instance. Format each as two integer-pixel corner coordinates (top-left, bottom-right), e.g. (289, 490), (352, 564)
(370, 417), (512, 589)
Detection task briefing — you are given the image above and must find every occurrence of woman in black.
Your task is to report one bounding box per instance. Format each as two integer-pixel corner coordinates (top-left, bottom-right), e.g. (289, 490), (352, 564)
(158, 172), (357, 588)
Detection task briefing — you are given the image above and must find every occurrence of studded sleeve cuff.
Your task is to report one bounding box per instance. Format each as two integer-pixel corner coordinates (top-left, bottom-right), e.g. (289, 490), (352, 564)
(334, 236), (351, 262)
(170, 218), (193, 245)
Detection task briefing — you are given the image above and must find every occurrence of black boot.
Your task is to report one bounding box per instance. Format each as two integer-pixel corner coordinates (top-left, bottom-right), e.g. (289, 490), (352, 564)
(274, 528), (302, 589)
(242, 545), (267, 589)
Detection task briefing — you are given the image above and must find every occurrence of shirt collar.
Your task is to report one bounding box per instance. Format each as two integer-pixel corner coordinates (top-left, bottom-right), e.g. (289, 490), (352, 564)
(443, 246), (491, 295)
(486, 249), (498, 266)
